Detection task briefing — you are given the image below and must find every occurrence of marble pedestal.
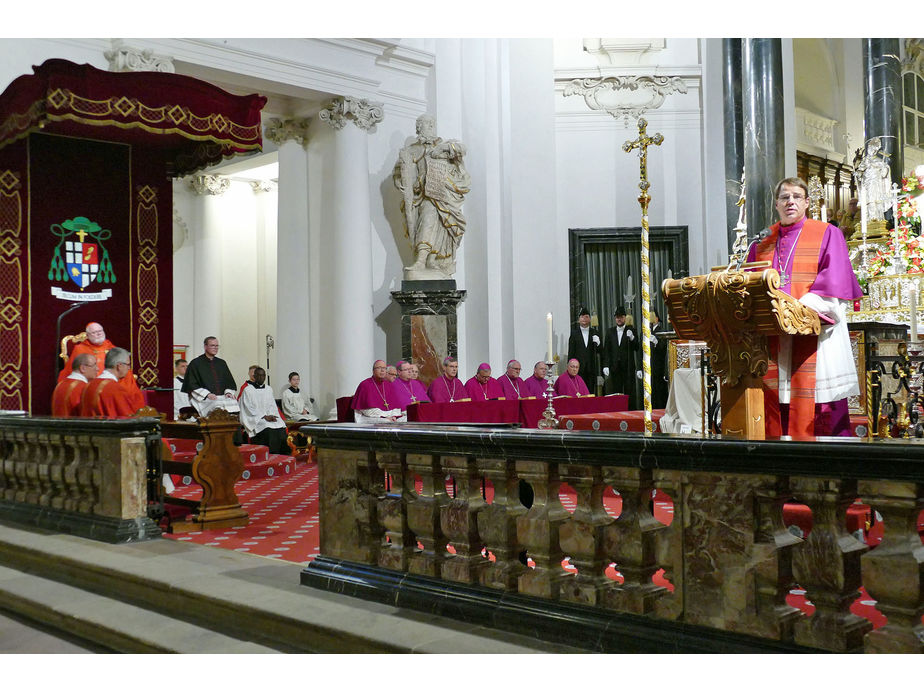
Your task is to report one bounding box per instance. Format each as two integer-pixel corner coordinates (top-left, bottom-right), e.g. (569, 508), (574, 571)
(391, 280), (466, 388)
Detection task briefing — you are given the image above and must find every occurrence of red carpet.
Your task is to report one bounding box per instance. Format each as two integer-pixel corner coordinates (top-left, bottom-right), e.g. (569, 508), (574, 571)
(165, 458), (922, 630)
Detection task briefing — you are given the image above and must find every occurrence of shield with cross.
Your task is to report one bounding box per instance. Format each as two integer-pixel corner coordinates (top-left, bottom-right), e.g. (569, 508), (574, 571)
(48, 216), (116, 290)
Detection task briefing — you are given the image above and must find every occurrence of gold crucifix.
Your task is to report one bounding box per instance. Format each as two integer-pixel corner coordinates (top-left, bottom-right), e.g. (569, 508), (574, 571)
(622, 117), (663, 436)
(622, 117), (663, 212)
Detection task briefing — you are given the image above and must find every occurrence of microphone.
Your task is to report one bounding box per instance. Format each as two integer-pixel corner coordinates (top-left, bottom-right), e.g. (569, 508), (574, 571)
(735, 228), (771, 271)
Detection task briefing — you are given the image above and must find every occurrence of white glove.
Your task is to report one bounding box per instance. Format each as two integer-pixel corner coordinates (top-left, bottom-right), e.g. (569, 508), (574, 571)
(603, 367), (610, 377)
(798, 292), (839, 324)
(650, 334), (658, 345)
(636, 370), (642, 379)
(592, 335), (600, 346)
(628, 331), (635, 341)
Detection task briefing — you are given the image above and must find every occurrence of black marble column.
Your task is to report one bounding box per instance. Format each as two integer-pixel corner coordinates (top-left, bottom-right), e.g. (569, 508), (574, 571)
(391, 280), (466, 389)
(742, 39), (785, 236)
(723, 38), (745, 253)
(863, 39), (904, 186)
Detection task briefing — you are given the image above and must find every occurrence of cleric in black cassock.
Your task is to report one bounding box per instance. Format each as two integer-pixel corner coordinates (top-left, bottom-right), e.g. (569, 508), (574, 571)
(182, 336), (239, 416)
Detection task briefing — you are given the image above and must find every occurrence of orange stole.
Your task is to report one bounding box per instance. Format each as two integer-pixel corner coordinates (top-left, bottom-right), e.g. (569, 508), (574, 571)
(51, 378), (87, 417)
(754, 218), (828, 438)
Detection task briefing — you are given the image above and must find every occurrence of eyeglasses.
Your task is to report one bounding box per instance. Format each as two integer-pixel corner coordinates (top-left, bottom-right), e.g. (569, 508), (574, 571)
(777, 194), (806, 202)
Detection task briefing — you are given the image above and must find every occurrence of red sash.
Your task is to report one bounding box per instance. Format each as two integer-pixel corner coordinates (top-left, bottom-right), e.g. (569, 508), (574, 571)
(753, 218), (827, 438)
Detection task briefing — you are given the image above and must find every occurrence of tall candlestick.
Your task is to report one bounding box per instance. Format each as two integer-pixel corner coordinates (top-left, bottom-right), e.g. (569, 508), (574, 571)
(546, 313), (553, 362)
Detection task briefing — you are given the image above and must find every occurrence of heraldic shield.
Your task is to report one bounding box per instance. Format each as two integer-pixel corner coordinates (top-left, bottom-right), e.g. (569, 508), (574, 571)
(48, 216), (116, 289)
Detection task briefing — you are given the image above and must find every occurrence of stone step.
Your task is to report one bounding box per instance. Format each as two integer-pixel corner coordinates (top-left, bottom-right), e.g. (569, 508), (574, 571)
(0, 564), (279, 653)
(0, 522), (571, 654)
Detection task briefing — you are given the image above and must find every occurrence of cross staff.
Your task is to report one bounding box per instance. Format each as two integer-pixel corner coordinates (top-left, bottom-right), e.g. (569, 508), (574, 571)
(623, 117), (663, 435)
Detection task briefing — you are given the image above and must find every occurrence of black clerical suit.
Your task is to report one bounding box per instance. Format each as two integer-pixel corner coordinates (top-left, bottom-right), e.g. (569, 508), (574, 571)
(650, 320), (669, 409)
(567, 325), (601, 393)
(602, 323), (640, 409)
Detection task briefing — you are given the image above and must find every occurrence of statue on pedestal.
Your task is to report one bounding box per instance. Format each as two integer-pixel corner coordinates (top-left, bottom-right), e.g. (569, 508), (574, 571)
(393, 115), (470, 280)
(857, 137), (892, 221)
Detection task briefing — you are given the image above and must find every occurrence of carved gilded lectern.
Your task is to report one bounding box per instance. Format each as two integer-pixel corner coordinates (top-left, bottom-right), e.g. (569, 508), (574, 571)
(662, 267), (820, 439)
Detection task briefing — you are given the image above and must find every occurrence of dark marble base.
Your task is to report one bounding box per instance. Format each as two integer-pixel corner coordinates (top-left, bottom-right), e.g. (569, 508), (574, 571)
(0, 501), (162, 543)
(391, 283), (466, 387)
(301, 555), (823, 653)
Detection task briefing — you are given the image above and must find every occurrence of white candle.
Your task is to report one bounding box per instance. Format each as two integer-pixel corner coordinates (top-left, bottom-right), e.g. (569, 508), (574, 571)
(859, 188), (868, 239)
(821, 204), (827, 223)
(546, 313), (553, 362)
(911, 287), (918, 342)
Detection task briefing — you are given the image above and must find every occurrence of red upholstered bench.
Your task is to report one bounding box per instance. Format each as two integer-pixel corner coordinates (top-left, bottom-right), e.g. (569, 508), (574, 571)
(559, 409), (666, 432)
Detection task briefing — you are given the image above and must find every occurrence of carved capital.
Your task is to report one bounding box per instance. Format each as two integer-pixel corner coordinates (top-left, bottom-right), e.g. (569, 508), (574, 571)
(104, 39), (175, 73)
(563, 75), (687, 125)
(264, 117), (311, 146)
(188, 175), (230, 196)
(903, 38), (924, 75)
(250, 180), (277, 194)
(318, 96), (384, 132)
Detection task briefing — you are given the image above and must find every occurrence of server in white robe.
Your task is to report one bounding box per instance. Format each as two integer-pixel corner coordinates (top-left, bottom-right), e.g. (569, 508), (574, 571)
(239, 367), (288, 454)
(280, 371), (318, 421)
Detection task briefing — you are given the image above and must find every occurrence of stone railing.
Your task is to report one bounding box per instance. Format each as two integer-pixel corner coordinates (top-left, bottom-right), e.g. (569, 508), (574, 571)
(0, 416), (162, 542)
(300, 423), (924, 653)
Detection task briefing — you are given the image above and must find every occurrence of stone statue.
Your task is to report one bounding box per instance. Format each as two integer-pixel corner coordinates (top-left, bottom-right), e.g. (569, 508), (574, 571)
(393, 114), (470, 280)
(856, 137), (892, 221)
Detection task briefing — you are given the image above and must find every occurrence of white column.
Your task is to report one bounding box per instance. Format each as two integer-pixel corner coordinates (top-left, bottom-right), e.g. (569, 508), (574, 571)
(265, 118), (310, 396)
(317, 96), (384, 415)
(188, 174), (229, 345)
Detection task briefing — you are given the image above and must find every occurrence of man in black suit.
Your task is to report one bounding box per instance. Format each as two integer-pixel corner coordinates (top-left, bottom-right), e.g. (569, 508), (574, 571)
(649, 308), (670, 409)
(567, 306), (600, 394)
(602, 306), (640, 409)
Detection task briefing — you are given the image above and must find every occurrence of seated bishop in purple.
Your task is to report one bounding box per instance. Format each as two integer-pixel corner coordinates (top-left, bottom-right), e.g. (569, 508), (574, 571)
(392, 361), (430, 410)
(427, 356), (466, 403)
(498, 359), (526, 400)
(464, 363), (506, 400)
(522, 361), (550, 398)
(554, 358), (590, 397)
(351, 360), (404, 422)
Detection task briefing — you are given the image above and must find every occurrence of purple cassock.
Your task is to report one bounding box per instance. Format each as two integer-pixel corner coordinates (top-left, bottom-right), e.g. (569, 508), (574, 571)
(427, 375), (465, 403)
(498, 374), (526, 400)
(746, 220), (862, 299)
(554, 373), (590, 397)
(392, 377), (430, 409)
(351, 376), (400, 411)
(521, 375), (548, 398)
(464, 376), (505, 400)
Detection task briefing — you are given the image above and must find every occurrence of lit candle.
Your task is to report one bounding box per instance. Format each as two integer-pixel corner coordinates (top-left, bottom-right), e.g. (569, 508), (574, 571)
(546, 313), (553, 362)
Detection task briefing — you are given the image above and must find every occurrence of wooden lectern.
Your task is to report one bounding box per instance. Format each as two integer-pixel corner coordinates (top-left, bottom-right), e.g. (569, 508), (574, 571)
(662, 267), (820, 439)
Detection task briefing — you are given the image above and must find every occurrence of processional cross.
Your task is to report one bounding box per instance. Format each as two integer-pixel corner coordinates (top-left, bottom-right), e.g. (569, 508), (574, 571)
(623, 117), (663, 435)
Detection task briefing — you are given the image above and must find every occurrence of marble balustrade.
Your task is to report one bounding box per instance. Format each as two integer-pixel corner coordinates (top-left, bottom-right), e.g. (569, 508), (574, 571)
(0, 416), (162, 542)
(301, 422), (924, 653)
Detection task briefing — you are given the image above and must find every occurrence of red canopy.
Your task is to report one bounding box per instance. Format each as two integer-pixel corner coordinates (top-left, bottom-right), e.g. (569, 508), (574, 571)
(0, 59), (267, 175)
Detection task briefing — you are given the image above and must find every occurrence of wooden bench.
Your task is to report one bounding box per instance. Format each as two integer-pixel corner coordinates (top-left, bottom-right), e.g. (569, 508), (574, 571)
(159, 408), (249, 532)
